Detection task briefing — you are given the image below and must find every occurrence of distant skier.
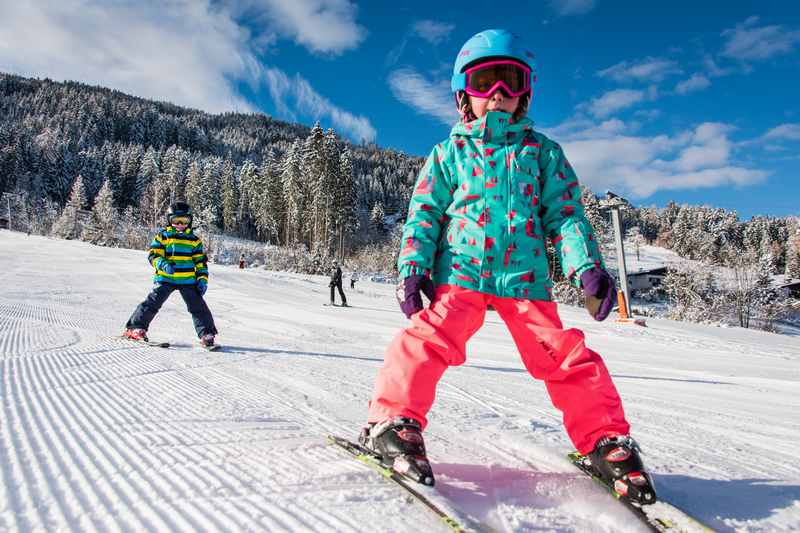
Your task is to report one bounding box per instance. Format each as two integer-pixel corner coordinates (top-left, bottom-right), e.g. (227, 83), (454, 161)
(350, 272), (357, 289)
(239, 253), (246, 269)
(122, 202), (218, 348)
(328, 259), (348, 306)
(358, 29), (656, 504)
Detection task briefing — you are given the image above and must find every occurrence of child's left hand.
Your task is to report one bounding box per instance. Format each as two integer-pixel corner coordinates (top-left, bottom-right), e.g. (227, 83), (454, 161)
(197, 279), (208, 296)
(580, 268), (616, 321)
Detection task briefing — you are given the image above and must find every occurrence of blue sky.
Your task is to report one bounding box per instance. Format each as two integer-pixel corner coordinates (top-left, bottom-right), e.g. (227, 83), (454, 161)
(1, 1), (798, 219)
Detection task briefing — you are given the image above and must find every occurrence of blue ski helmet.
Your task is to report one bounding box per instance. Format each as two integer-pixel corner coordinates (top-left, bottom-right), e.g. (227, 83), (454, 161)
(451, 29), (536, 95)
(166, 201), (193, 226)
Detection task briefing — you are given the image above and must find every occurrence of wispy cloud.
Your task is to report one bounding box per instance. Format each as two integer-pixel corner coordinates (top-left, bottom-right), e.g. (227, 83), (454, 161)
(229, 0), (366, 55)
(763, 123), (800, 141)
(549, 0), (597, 16)
(674, 73), (711, 94)
(386, 19), (454, 67)
(597, 57), (682, 83)
(412, 20), (454, 45)
(584, 89), (646, 118)
(262, 67), (376, 142)
(721, 16), (800, 61)
(702, 55), (735, 77)
(547, 119), (767, 197)
(387, 68), (458, 125)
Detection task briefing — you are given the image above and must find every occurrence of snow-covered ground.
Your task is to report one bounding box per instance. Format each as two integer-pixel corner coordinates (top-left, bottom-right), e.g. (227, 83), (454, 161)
(1, 230), (799, 532)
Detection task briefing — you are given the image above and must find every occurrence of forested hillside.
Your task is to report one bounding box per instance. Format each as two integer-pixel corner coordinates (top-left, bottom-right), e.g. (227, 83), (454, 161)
(0, 72), (421, 254)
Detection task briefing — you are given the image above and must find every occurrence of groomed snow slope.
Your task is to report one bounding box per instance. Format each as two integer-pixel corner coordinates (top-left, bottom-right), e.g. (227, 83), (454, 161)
(1, 231), (798, 532)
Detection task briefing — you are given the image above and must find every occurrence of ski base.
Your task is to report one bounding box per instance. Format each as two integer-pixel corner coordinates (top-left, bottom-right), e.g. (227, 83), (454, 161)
(327, 435), (485, 533)
(568, 452), (715, 532)
(120, 336), (170, 348)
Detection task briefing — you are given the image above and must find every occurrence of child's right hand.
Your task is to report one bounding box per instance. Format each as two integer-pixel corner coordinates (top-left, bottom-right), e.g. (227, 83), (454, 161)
(396, 275), (436, 318)
(156, 258), (175, 275)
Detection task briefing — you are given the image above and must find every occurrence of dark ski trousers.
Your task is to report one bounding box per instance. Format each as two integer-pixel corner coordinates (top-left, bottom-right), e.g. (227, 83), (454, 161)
(330, 281), (347, 305)
(126, 283), (217, 337)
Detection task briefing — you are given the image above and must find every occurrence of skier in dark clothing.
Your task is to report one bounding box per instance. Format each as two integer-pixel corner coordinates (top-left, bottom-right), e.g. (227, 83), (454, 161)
(329, 259), (348, 306)
(123, 202), (218, 347)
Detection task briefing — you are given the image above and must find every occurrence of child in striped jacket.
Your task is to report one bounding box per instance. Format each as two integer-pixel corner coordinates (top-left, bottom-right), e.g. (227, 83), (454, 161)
(123, 201), (218, 347)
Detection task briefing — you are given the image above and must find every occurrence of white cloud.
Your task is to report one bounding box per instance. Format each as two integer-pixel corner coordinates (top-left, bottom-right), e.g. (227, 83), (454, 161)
(702, 54), (734, 77)
(412, 20), (455, 45)
(549, 0), (597, 16)
(550, 119), (767, 197)
(387, 68), (459, 125)
(597, 57), (682, 83)
(0, 1), (257, 113)
(262, 67), (376, 142)
(231, 0), (366, 55)
(763, 123), (800, 141)
(721, 16), (800, 61)
(585, 89), (645, 118)
(672, 123), (733, 171)
(674, 73), (711, 94)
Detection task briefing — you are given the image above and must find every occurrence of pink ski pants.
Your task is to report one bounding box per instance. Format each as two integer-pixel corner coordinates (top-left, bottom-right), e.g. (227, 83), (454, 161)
(368, 285), (630, 454)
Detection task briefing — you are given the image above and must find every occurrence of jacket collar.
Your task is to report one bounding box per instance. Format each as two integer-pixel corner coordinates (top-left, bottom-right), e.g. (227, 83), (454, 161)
(166, 225), (191, 235)
(450, 111), (534, 144)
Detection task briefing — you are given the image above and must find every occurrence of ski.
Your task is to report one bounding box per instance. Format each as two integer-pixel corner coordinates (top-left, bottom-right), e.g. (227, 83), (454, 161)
(568, 452), (715, 532)
(327, 435), (491, 533)
(200, 343), (222, 351)
(120, 336), (170, 348)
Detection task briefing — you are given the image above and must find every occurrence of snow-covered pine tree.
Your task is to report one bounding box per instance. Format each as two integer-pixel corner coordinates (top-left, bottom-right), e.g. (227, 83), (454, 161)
(281, 140), (303, 246)
(370, 201), (385, 236)
(671, 205), (697, 258)
(252, 150), (282, 244)
(198, 156), (223, 230)
(334, 147), (358, 259)
(220, 156), (239, 234)
(160, 145), (188, 201)
(786, 221), (800, 280)
(658, 200), (680, 245)
(139, 177), (171, 229)
(136, 147), (160, 202)
(302, 123), (327, 252)
(184, 159), (204, 216)
(52, 174), (87, 240)
(83, 178), (118, 245)
(318, 128), (340, 253)
(752, 252), (790, 331)
(238, 157), (259, 239)
(117, 144), (143, 207)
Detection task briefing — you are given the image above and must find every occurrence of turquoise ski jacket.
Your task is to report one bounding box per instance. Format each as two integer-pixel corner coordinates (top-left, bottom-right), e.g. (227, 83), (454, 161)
(398, 111), (604, 301)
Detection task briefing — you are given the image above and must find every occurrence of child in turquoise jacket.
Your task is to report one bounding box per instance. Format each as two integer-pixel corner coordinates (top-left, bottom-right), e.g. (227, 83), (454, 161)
(359, 29), (656, 505)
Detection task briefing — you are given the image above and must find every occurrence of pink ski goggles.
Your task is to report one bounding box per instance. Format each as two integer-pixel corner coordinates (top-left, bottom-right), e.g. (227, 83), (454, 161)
(463, 60), (532, 98)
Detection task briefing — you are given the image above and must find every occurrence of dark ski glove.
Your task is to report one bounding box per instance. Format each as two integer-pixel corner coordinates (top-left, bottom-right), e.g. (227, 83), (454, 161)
(580, 267), (616, 321)
(197, 279), (207, 296)
(156, 258), (174, 275)
(397, 275), (436, 319)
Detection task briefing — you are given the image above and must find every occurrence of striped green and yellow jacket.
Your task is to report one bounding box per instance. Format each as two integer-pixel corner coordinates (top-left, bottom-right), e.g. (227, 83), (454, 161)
(147, 226), (209, 285)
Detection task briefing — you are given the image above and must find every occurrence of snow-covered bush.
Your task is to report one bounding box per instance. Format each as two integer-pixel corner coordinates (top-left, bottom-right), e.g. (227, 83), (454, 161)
(662, 264), (725, 324)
